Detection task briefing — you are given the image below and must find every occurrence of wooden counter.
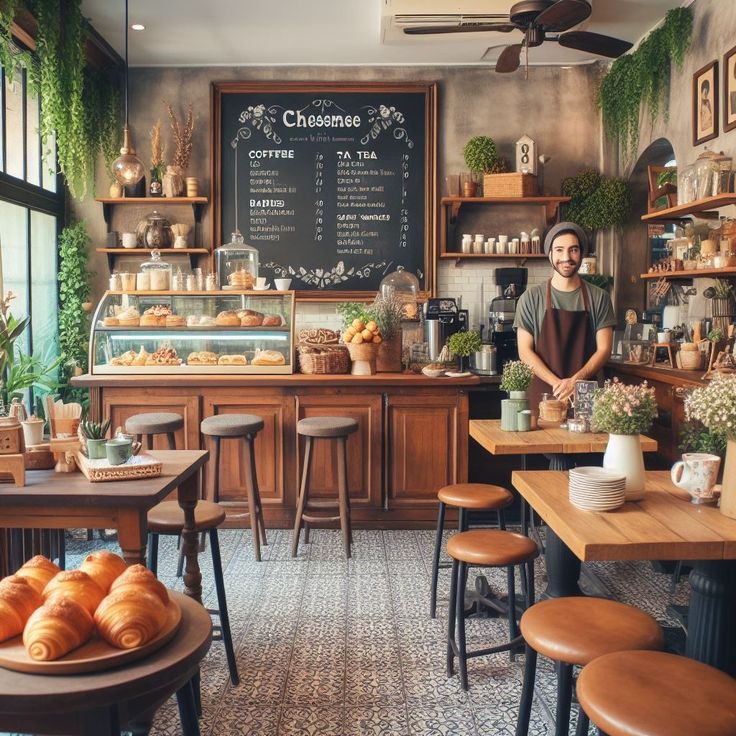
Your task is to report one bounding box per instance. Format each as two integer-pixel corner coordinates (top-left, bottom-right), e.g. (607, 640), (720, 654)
(73, 372), (479, 529)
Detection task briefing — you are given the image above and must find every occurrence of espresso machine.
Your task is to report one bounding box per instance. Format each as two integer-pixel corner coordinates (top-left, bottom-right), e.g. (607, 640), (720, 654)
(489, 268), (527, 367)
(424, 298), (468, 361)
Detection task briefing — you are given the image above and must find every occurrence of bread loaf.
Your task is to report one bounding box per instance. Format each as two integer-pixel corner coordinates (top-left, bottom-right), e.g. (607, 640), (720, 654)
(78, 550), (127, 593)
(15, 555), (60, 595)
(42, 570), (105, 617)
(95, 587), (168, 649)
(0, 575), (43, 642)
(298, 328), (340, 345)
(23, 598), (94, 660)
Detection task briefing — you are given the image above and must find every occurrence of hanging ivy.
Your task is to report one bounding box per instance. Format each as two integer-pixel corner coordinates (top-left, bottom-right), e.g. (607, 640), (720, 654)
(562, 168), (632, 231)
(598, 7), (693, 161)
(0, 1), (121, 200)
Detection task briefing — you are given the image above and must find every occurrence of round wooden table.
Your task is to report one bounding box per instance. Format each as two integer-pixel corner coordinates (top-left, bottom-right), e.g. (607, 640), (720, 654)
(0, 592), (212, 735)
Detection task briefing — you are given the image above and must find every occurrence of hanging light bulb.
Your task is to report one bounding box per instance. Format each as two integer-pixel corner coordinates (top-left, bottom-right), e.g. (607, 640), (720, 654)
(111, 0), (144, 187)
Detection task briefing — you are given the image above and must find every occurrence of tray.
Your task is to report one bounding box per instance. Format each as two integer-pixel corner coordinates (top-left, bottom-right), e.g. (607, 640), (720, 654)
(0, 596), (181, 675)
(75, 452), (163, 482)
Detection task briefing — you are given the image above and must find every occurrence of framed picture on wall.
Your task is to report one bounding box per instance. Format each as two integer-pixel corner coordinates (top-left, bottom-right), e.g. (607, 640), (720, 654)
(693, 60), (719, 146)
(724, 45), (736, 133)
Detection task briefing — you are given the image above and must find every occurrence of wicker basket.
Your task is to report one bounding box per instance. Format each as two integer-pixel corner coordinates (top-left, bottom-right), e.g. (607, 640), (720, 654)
(679, 349), (703, 370)
(297, 342), (350, 374)
(346, 342), (379, 375)
(483, 173), (538, 198)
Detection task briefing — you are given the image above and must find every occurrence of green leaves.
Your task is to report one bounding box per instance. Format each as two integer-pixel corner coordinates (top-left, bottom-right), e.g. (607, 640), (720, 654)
(462, 136), (499, 175)
(447, 330), (481, 358)
(562, 169), (631, 232)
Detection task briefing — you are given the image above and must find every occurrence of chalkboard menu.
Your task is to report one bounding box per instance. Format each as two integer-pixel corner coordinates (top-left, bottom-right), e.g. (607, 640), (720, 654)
(212, 82), (437, 298)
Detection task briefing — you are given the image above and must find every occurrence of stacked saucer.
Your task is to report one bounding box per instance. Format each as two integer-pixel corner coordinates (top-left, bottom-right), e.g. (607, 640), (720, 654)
(568, 467), (626, 511)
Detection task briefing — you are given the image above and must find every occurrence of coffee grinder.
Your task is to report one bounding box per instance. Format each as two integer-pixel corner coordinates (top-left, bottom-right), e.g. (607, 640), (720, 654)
(489, 267), (527, 367)
(424, 298), (468, 361)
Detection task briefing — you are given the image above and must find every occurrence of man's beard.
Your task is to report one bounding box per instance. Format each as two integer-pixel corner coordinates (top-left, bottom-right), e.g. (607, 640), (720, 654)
(551, 259), (580, 277)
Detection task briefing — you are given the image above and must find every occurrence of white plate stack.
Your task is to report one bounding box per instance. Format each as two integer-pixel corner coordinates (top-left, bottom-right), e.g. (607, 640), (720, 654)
(568, 467), (626, 512)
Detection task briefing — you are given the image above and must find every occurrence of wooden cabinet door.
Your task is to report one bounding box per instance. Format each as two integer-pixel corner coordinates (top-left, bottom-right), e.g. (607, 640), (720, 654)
(203, 391), (293, 520)
(386, 392), (468, 507)
(295, 393), (382, 509)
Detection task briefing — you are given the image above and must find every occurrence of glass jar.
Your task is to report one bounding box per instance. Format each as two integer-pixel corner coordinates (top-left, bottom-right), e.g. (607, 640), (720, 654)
(678, 162), (695, 204)
(379, 266), (420, 321)
(692, 150), (732, 200)
(214, 230), (259, 289)
(140, 249), (172, 291)
(138, 210), (173, 249)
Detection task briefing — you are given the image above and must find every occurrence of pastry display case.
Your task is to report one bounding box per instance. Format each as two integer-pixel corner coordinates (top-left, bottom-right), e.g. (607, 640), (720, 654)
(89, 290), (295, 374)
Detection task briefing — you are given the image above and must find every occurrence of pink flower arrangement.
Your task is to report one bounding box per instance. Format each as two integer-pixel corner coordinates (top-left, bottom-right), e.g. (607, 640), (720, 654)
(592, 378), (657, 435)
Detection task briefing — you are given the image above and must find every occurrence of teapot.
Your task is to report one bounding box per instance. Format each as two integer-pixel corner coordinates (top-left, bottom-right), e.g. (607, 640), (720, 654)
(671, 453), (721, 504)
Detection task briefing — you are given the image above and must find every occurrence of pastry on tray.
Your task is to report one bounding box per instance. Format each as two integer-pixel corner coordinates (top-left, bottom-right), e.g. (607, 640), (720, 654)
(103, 316), (119, 327)
(186, 314), (216, 327)
(141, 305), (172, 327)
(187, 351), (218, 365)
(24, 597), (94, 661)
(165, 314), (186, 327)
(216, 310), (241, 326)
(131, 345), (150, 366)
(116, 307), (140, 327)
(251, 349), (285, 366)
(0, 575), (43, 642)
(110, 564), (169, 606)
(110, 350), (137, 367)
(42, 570), (105, 618)
(218, 354), (248, 365)
(261, 314), (282, 327)
(78, 550), (127, 593)
(145, 346), (181, 366)
(15, 555), (60, 595)
(241, 314), (264, 326)
(228, 269), (255, 289)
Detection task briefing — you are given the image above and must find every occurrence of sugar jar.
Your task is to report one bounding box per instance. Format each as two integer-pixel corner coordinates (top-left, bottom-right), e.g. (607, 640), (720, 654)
(140, 249), (172, 291)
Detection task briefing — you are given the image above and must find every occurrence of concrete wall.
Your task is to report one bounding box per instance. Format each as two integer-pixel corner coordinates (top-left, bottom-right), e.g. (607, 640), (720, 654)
(75, 63), (603, 332)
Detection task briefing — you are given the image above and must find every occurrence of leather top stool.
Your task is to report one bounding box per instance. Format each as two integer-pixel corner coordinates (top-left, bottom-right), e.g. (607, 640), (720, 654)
(516, 597), (665, 736)
(125, 412), (184, 450)
(292, 416), (358, 558)
(201, 414), (267, 562)
(577, 650), (736, 736)
(446, 528), (538, 690)
(430, 483), (513, 618)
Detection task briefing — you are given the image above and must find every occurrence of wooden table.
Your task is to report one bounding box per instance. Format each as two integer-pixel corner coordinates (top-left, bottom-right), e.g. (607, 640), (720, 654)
(0, 592), (211, 735)
(470, 420), (658, 597)
(0, 450), (208, 602)
(512, 470), (736, 675)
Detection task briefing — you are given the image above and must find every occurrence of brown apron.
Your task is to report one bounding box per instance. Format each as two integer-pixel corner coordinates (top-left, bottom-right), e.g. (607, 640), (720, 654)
(528, 279), (597, 413)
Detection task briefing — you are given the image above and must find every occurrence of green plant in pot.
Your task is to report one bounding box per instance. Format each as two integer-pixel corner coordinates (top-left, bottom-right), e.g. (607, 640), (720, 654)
(370, 292), (405, 372)
(447, 330), (481, 373)
(81, 418), (111, 459)
(500, 359), (533, 399)
(462, 135), (501, 196)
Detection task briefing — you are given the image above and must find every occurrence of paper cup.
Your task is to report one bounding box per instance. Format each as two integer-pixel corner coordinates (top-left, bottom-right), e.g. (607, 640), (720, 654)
(275, 278), (292, 290)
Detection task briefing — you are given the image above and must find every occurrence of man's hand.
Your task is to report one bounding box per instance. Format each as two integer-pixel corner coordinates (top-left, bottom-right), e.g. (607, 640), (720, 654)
(552, 377), (577, 401)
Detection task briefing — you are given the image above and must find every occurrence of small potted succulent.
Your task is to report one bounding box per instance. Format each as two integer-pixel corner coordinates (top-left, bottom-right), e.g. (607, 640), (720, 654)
(80, 418), (111, 460)
(500, 360), (534, 399)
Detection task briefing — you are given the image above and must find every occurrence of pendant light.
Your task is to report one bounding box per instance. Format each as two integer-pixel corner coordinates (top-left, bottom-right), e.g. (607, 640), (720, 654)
(111, 0), (144, 187)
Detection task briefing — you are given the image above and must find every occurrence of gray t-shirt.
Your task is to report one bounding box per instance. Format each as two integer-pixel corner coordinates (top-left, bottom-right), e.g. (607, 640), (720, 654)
(513, 281), (616, 342)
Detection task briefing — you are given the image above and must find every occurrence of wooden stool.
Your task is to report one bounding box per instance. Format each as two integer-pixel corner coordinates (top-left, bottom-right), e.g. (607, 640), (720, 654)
(147, 500), (238, 688)
(200, 414), (267, 562)
(516, 597), (665, 736)
(577, 650), (736, 736)
(649, 342), (675, 368)
(125, 412), (184, 450)
(446, 528), (538, 690)
(430, 483), (513, 618)
(291, 416), (359, 558)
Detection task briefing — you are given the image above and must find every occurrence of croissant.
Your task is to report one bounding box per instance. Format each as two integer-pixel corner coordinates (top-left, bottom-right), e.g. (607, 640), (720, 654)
(15, 555), (60, 595)
(109, 564), (169, 606)
(78, 550), (127, 593)
(23, 598), (94, 660)
(0, 575), (43, 642)
(95, 587), (168, 649)
(42, 570), (105, 617)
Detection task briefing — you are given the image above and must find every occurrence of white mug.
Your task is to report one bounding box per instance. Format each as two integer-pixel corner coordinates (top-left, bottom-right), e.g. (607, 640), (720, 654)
(671, 452), (721, 504)
(274, 278), (292, 290)
(121, 232), (137, 249)
(255, 276), (269, 289)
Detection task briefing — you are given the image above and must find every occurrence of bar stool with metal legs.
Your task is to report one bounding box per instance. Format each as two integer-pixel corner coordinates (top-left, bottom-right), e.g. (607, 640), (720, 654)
(125, 412), (184, 450)
(429, 483), (513, 618)
(200, 414), (267, 562)
(576, 650), (736, 736)
(515, 597), (664, 736)
(291, 416), (358, 558)
(446, 528), (539, 691)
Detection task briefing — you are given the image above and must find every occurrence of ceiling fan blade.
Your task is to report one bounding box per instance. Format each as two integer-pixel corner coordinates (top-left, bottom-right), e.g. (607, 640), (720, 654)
(558, 31), (633, 58)
(404, 23), (517, 35)
(496, 44), (522, 73)
(481, 43), (513, 61)
(535, 0), (591, 32)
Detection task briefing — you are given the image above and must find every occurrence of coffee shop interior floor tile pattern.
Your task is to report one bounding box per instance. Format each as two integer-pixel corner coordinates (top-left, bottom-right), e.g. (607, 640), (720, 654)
(7, 529), (689, 736)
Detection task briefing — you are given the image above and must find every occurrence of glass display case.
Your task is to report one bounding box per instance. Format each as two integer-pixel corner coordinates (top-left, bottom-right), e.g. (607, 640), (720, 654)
(90, 290), (295, 374)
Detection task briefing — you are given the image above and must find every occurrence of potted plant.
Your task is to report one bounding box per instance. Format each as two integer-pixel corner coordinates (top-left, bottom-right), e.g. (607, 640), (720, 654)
(462, 135), (500, 196)
(370, 292), (405, 372)
(500, 360), (533, 399)
(685, 374), (736, 518)
(592, 379), (658, 500)
(80, 418), (111, 460)
(149, 120), (166, 197)
(447, 330), (481, 373)
(336, 302), (383, 375)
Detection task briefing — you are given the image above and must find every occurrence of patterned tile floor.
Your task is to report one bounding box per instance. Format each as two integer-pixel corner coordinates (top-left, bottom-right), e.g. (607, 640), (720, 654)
(35, 529), (689, 735)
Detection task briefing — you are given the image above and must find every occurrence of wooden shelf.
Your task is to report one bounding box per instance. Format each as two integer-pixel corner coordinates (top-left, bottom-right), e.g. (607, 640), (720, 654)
(640, 193), (736, 222)
(95, 248), (209, 271)
(95, 197), (208, 204)
(440, 253), (547, 264)
(440, 195), (570, 227)
(639, 267), (736, 280)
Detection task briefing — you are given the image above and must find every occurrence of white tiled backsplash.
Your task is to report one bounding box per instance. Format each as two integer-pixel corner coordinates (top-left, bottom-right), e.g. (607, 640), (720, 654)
(294, 260), (551, 333)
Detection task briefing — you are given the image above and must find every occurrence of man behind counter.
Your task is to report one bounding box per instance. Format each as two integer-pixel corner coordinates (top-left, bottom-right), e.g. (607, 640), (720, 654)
(514, 222), (616, 408)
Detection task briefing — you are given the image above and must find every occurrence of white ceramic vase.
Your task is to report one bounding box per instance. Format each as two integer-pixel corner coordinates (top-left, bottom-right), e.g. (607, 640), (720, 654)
(603, 433), (645, 501)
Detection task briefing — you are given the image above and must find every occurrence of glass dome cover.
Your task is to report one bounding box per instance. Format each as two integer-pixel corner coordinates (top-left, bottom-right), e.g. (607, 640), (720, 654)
(379, 266), (420, 320)
(140, 249), (172, 291)
(215, 230), (259, 289)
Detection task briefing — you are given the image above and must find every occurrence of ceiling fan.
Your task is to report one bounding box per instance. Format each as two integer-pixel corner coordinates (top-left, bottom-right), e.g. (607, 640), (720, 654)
(403, 0), (633, 73)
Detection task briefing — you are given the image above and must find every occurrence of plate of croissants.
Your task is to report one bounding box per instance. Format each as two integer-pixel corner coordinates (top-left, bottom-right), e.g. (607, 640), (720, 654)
(0, 551), (181, 674)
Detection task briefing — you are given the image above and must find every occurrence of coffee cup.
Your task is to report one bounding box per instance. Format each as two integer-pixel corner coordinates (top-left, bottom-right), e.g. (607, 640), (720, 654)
(274, 278), (292, 291)
(255, 276), (269, 289)
(671, 452), (721, 504)
(121, 232), (137, 249)
(21, 417), (44, 446)
(105, 438), (132, 466)
(517, 410), (532, 432)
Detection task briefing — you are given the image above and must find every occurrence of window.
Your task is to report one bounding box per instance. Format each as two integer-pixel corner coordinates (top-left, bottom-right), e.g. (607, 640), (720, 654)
(0, 62), (63, 366)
